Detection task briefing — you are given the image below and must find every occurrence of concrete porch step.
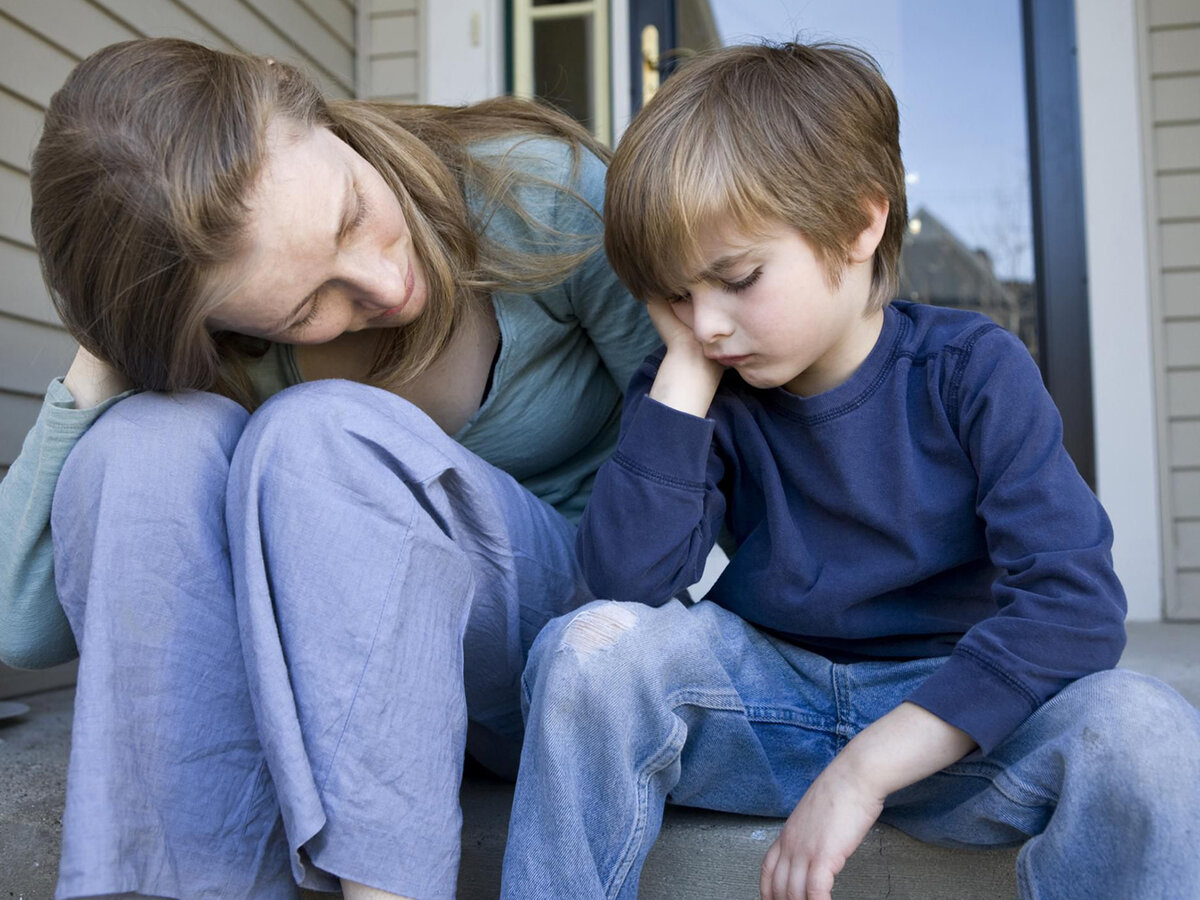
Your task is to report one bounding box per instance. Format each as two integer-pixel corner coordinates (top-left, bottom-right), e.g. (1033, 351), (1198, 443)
(2, 622), (1195, 899)
(457, 772), (1019, 899)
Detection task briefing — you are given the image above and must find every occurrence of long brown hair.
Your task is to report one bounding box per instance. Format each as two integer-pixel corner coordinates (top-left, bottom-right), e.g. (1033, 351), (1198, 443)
(30, 38), (606, 405)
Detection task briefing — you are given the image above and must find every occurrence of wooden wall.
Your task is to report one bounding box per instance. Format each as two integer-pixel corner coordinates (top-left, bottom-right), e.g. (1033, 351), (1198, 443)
(1144, 0), (1200, 617)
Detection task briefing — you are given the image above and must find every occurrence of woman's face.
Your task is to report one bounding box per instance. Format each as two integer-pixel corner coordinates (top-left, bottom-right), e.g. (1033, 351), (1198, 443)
(207, 120), (427, 344)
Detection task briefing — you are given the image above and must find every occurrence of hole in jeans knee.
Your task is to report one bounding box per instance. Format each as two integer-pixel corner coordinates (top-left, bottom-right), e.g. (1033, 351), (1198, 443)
(560, 602), (639, 655)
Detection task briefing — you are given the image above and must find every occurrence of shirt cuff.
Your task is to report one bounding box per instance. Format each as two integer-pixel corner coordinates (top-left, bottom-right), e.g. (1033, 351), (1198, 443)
(614, 395), (716, 487)
(905, 647), (1041, 754)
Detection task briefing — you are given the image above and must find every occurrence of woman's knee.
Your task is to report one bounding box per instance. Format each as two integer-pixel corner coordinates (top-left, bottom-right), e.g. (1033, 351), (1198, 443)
(233, 380), (445, 485)
(57, 390), (248, 509)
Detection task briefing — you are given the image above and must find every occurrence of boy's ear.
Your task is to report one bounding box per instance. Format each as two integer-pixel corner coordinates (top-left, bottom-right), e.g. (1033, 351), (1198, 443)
(847, 198), (890, 263)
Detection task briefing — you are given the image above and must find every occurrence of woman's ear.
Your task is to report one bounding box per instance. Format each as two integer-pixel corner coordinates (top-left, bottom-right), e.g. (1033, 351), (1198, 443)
(848, 198), (890, 263)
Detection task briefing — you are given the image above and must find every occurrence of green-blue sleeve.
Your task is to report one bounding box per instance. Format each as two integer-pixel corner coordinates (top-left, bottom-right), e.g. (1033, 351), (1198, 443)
(0, 379), (136, 668)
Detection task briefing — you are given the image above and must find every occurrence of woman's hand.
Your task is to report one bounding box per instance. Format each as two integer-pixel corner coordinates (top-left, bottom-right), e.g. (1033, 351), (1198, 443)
(645, 299), (724, 418)
(62, 345), (133, 409)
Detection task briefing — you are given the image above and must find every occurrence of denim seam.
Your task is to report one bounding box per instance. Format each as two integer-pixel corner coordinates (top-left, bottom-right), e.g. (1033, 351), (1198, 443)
(605, 716), (689, 899)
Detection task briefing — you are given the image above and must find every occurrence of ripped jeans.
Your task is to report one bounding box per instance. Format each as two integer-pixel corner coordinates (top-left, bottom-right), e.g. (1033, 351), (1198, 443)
(501, 598), (1200, 900)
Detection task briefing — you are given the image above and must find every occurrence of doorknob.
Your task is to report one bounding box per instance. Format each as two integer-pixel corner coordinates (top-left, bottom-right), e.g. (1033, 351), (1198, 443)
(642, 25), (660, 106)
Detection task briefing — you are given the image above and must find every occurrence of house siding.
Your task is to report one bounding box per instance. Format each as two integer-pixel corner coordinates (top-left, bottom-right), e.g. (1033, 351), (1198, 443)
(0, 0), (356, 694)
(362, 0), (420, 101)
(1144, 0), (1200, 617)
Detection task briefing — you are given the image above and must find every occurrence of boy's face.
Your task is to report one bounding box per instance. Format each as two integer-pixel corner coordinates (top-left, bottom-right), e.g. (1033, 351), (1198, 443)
(664, 220), (884, 397)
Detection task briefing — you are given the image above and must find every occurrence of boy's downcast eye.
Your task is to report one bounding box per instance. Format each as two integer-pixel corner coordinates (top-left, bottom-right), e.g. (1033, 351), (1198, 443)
(723, 269), (763, 293)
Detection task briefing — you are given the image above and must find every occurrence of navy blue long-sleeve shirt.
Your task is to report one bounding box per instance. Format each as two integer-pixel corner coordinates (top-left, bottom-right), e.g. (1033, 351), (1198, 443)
(576, 300), (1126, 753)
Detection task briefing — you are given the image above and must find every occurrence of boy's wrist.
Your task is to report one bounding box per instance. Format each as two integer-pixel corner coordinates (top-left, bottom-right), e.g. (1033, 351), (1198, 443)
(833, 702), (977, 799)
(648, 348), (723, 418)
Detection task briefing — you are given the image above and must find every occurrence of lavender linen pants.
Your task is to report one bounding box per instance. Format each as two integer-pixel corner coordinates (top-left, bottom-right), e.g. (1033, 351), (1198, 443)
(51, 380), (592, 899)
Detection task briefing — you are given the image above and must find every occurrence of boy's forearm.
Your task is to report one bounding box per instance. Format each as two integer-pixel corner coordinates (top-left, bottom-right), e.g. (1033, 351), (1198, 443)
(648, 348), (723, 418)
(833, 701), (977, 799)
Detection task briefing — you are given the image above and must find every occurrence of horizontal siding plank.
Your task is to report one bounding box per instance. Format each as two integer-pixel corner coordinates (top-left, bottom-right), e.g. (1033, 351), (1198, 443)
(1171, 570), (1200, 618)
(1156, 123), (1200, 171)
(1172, 420), (1200, 467)
(374, 0), (417, 12)
(371, 11), (417, 53)
(1166, 319), (1200, 366)
(3, 0), (136, 60)
(370, 54), (418, 98)
(0, 659), (79, 700)
(1176, 470), (1200, 518)
(245, 0), (354, 84)
(1168, 370), (1200, 417)
(1164, 270), (1200, 317)
(301, 0), (355, 45)
(1161, 221), (1200, 268)
(0, 316), (76, 395)
(1149, 0), (1200, 28)
(1149, 26), (1200, 75)
(96, 0), (235, 48)
(0, 240), (57, 325)
(0, 92), (43, 173)
(1153, 74), (1200, 123)
(0, 166), (33, 246)
(173, 0), (350, 97)
(0, 18), (77, 108)
(1158, 172), (1200, 219)
(1177, 518), (1200, 567)
(0, 391), (44, 467)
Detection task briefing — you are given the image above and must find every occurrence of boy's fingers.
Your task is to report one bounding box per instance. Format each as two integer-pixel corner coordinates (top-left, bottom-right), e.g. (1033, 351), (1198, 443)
(806, 865), (835, 900)
(760, 842), (781, 899)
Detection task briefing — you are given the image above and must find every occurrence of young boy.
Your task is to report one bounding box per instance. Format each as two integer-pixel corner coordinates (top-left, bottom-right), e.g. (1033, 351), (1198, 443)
(500, 42), (1200, 900)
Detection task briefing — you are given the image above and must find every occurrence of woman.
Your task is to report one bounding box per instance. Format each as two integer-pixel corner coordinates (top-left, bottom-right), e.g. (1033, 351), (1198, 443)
(0, 38), (657, 899)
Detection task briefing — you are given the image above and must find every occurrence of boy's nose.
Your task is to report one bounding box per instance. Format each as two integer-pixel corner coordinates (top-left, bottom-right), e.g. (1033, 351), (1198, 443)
(690, 293), (733, 344)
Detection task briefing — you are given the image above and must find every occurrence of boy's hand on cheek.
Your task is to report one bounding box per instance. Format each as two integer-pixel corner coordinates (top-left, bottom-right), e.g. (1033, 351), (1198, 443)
(760, 759), (883, 900)
(646, 298), (725, 418)
(646, 298), (704, 355)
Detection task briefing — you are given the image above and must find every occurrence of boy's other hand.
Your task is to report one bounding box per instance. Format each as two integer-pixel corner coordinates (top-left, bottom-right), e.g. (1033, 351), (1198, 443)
(761, 702), (976, 900)
(760, 758), (883, 900)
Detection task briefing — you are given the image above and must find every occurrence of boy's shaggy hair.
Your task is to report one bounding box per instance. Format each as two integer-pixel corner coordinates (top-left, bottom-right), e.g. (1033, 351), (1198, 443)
(605, 41), (907, 311)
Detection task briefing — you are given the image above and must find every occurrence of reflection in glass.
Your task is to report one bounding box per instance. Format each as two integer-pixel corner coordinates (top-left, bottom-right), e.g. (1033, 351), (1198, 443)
(534, 16), (594, 131)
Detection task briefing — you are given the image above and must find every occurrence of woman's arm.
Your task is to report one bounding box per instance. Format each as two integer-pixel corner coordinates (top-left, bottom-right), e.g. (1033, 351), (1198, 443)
(0, 347), (134, 668)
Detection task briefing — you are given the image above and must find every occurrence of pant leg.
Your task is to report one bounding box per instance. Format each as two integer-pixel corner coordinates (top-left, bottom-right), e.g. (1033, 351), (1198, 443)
(51, 391), (294, 899)
(227, 380), (592, 899)
(502, 598), (871, 900)
(880, 669), (1200, 900)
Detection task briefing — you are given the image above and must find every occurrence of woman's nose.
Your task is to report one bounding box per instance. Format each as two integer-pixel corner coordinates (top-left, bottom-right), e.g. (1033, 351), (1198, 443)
(353, 245), (407, 310)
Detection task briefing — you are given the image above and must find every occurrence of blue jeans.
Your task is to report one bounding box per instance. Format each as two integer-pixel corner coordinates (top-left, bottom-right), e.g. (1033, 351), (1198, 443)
(51, 381), (592, 899)
(503, 598), (1200, 899)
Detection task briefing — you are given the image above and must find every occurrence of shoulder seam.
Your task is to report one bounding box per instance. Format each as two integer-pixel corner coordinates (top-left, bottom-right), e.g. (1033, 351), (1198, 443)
(945, 322), (1001, 434)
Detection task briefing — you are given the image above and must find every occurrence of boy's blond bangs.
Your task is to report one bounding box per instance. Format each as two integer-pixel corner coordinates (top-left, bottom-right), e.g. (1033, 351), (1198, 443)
(606, 112), (785, 302)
